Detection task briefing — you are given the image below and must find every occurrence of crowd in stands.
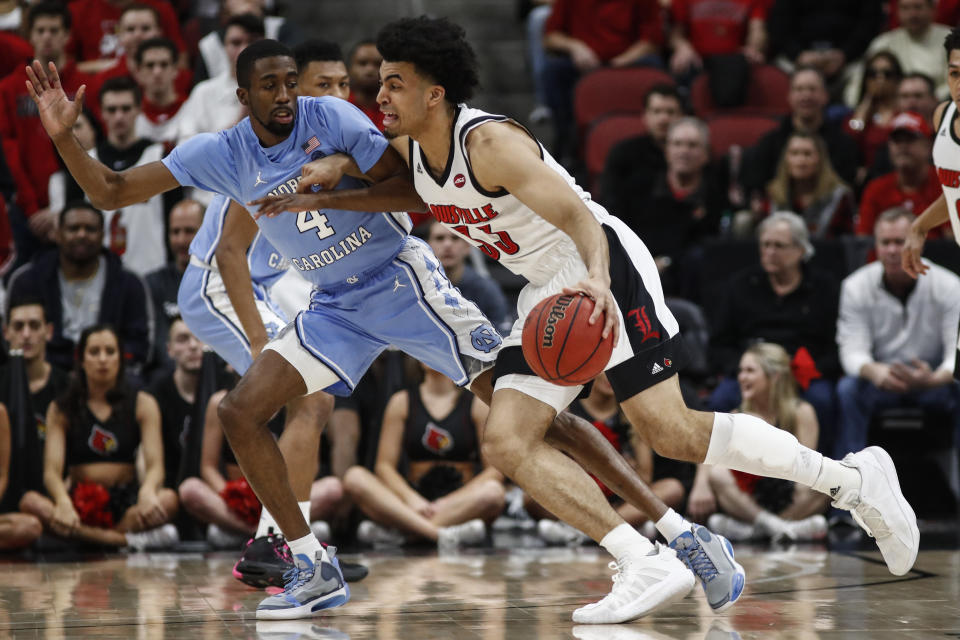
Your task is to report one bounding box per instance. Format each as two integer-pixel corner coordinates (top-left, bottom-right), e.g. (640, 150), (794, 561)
(0, 0), (957, 555)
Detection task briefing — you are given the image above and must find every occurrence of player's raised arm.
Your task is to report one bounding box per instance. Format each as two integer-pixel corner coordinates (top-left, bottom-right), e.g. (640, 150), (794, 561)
(26, 60), (179, 210)
(468, 122), (618, 343)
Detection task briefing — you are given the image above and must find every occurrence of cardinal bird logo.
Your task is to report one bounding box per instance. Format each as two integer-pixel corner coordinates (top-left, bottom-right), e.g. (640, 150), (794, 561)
(422, 422), (453, 455)
(88, 425), (118, 456)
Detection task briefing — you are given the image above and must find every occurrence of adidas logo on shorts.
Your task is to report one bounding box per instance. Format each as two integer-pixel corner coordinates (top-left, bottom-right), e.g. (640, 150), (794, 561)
(650, 361), (664, 375)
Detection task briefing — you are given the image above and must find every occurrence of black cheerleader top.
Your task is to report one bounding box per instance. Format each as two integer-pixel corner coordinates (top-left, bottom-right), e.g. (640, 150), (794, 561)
(403, 386), (478, 463)
(65, 394), (140, 465)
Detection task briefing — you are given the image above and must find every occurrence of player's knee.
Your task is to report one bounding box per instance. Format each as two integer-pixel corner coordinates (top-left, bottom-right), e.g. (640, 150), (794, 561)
(218, 389), (259, 436)
(481, 422), (521, 475)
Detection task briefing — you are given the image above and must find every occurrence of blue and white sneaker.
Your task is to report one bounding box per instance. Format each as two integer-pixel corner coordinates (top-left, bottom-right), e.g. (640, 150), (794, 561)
(669, 525), (745, 612)
(256, 548), (350, 620)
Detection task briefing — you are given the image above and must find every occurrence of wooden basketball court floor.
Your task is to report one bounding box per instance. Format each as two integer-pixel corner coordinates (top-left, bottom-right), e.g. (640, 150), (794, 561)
(1, 535), (958, 640)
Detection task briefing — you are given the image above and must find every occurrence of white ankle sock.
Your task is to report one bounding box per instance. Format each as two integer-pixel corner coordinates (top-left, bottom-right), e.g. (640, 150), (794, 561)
(255, 508), (279, 538)
(298, 501), (311, 525)
(287, 533), (327, 563)
(655, 508), (690, 543)
(704, 413), (822, 487)
(811, 457), (862, 502)
(600, 523), (654, 562)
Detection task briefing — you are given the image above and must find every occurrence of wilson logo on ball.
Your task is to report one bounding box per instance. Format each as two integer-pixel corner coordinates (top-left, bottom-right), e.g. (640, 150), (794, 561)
(541, 294), (574, 348)
(522, 292), (614, 386)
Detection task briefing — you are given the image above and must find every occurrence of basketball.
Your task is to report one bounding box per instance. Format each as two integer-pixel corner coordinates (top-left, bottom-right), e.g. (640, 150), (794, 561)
(521, 292), (614, 386)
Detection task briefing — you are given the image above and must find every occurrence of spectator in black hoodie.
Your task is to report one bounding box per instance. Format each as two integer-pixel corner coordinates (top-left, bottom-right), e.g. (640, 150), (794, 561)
(6, 202), (152, 378)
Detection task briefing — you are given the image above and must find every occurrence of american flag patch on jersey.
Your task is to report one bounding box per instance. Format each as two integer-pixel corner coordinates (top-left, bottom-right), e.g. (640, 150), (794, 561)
(301, 136), (320, 154)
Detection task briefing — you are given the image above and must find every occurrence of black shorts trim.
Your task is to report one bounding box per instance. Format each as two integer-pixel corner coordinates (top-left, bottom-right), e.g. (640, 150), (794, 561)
(606, 333), (686, 403)
(492, 345), (593, 398)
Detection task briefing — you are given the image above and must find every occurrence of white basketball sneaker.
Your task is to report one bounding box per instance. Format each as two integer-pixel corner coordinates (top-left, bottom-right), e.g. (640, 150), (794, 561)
(572, 543), (694, 624)
(832, 446), (919, 575)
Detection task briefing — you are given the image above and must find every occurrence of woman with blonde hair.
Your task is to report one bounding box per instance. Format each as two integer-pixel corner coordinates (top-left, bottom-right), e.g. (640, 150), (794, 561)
(706, 342), (830, 541)
(766, 131), (855, 238)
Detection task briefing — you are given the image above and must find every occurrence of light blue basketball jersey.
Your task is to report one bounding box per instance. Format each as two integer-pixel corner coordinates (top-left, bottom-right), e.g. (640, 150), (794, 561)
(191, 194), (288, 289)
(163, 96), (412, 291)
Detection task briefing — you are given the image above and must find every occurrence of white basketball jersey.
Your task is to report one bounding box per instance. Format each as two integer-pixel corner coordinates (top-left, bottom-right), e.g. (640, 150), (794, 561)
(410, 105), (610, 285)
(932, 100), (960, 244)
(90, 143), (168, 276)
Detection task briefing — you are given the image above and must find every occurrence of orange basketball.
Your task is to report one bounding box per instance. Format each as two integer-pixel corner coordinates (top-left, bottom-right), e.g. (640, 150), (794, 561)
(521, 293), (614, 386)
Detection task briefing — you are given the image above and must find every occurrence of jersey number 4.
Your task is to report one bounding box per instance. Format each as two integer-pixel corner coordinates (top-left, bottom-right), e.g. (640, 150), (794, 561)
(452, 224), (519, 260)
(296, 210), (335, 239)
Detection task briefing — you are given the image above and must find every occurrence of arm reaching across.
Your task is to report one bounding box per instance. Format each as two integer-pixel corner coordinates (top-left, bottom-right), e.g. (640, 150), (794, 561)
(26, 61), (181, 210)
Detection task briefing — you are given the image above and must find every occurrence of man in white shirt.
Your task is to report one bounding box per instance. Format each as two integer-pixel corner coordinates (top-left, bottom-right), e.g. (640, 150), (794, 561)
(836, 207), (960, 458)
(849, 0), (952, 103)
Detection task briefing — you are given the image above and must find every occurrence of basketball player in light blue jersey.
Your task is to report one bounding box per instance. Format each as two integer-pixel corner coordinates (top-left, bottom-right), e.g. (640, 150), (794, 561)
(26, 41), (503, 620)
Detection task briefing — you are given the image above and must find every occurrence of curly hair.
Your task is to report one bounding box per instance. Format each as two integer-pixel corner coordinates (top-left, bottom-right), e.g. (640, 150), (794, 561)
(376, 16), (479, 104)
(944, 26), (960, 60)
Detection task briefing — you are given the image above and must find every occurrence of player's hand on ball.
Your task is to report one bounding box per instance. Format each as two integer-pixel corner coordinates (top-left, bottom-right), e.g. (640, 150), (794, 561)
(24, 60), (85, 140)
(249, 193), (322, 218)
(562, 276), (619, 346)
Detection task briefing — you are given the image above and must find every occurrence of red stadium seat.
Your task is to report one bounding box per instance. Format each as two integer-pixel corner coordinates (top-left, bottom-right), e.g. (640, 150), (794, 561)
(706, 114), (780, 159)
(574, 67), (674, 132)
(690, 64), (791, 118)
(583, 114), (647, 194)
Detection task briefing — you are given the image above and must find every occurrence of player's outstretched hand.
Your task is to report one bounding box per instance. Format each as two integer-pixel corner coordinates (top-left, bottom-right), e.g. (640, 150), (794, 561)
(249, 193), (322, 218)
(24, 60), (85, 140)
(562, 277), (619, 347)
(902, 225), (928, 278)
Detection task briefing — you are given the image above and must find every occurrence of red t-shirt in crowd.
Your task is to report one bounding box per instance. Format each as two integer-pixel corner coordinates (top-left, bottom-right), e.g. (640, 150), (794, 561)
(0, 31), (34, 80)
(0, 62), (91, 214)
(856, 165), (946, 236)
(545, 0), (663, 62)
(349, 93), (385, 131)
(670, 0), (767, 57)
(86, 56), (192, 122)
(66, 0), (186, 62)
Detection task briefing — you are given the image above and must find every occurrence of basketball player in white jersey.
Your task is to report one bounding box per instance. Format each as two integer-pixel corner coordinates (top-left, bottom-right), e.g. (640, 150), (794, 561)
(905, 27), (960, 274)
(253, 16), (919, 623)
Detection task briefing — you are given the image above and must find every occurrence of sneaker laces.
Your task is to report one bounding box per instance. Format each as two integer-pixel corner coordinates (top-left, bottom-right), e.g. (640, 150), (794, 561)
(852, 504), (890, 540)
(281, 560), (314, 591)
(677, 538), (718, 583)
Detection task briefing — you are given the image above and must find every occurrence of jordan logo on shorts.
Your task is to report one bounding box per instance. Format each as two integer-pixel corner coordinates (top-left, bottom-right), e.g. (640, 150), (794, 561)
(393, 276), (406, 292)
